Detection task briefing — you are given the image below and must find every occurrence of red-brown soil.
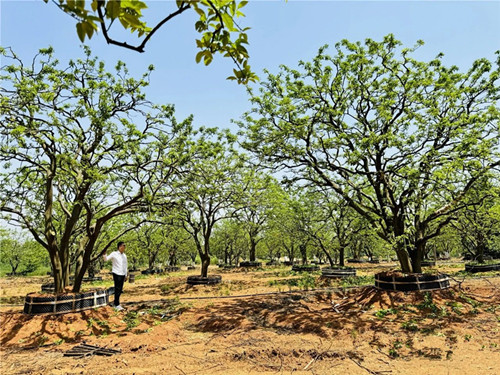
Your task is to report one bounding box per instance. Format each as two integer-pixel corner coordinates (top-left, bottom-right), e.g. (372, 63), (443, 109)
(1, 263), (499, 374)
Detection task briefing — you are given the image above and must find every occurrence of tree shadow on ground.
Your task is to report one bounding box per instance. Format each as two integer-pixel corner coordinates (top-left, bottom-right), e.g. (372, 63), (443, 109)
(189, 286), (498, 339)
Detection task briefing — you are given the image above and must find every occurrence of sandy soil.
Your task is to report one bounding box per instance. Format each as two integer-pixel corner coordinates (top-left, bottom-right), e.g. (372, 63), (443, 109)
(1, 263), (499, 375)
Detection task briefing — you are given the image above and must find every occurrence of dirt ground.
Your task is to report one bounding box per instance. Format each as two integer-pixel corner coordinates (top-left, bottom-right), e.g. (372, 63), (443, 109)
(1, 262), (499, 375)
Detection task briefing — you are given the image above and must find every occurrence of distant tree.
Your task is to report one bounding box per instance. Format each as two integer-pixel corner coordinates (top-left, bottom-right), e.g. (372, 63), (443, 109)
(0, 231), (23, 275)
(173, 128), (245, 277)
(235, 171), (284, 262)
(241, 35), (500, 273)
(298, 189), (363, 267)
(0, 231), (47, 275)
(0, 46), (192, 292)
(211, 219), (247, 265)
(452, 176), (500, 262)
(46, 0), (257, 84)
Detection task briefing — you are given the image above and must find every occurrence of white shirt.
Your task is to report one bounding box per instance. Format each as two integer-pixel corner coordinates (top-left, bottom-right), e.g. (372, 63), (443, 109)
(104, 251), (128, 276)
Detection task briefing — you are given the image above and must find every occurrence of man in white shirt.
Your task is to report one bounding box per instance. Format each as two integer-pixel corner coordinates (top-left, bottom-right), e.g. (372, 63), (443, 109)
(103, 241), (128, 311)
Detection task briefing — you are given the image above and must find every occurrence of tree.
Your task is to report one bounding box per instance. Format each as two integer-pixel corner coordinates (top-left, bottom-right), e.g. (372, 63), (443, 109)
(297, 188), (363, 267)
(173, 128), (245, 277)
(452, 176), (500, 262)
(235, 170), (283, 261)
(211, 219), (247, 265)
(241, 35), (500, 273)
(46, 0), (257, 84)
(0, 46), (192, 292)
(0, 230), (48, 275)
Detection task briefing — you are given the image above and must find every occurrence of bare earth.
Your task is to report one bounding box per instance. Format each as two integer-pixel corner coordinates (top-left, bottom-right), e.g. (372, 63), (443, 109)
(1, 262), (499, 375)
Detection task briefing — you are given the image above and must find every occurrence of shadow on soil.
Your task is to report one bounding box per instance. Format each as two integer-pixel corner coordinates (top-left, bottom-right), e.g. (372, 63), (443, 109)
(189, 286), (497, 340)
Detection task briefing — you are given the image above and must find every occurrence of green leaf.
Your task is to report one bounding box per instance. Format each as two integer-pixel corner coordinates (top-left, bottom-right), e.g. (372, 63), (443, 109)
(195, 51), (205, 64)
(76, 22), (85, 42)
(106, 0), (121, 19)
(221, 13), (235, 31)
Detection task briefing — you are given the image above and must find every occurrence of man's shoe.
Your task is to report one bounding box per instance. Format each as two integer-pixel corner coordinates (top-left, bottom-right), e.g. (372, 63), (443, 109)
(114, 305), (124, 311)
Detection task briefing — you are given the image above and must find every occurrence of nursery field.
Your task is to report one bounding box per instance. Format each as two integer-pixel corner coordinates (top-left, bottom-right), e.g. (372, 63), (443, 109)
(1, 261), (499, 375)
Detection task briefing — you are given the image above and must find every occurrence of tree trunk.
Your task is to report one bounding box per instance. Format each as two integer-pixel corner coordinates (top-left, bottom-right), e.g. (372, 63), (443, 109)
(339, 245), (345, 267)
(317, 239), (334, 267)
(149, 252), (157, 270)
(299, 243), (307, 265)
(249, 237), (257, 262)
(200, 253), (210, 277)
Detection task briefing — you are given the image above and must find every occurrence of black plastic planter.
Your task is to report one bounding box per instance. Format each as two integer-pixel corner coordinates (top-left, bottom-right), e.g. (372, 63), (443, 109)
(266, 261), (280, 266)
(24, 287), (114, 315)
(347, 259), (364, 264)
(219, 264), (237, 269)
(374, 272), (450, 292)
(292, 265), (320, 272)
(186, 275), (222, 285)
(239, 261), (262, 268)
(321, 267), (356, 278)
(69, 276), (103, 282)
(421, 261), (436, 267)
(41, 283), (56, 293)
(465, 263), (500, 273)
(164, 266), (180, 272)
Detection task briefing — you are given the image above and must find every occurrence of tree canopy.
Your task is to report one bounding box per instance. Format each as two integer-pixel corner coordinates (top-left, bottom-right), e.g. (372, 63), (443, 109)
(241, 34), (500, 273)
(0, 46), (192, 292)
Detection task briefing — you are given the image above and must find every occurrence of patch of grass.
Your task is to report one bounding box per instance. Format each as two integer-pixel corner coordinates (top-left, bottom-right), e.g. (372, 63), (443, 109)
(401, 319), (419, 332)
(96, 319), (110, 329)
(38, 335), (49, 346)
(416, 292), (440, 316)
(297, 274), (317, 290)
(160, 284), (174, 293)
(389, 340), (403, 358)
(339, 275), (374, 288)
(123, 311), (140, 330)
(374, 308), (398, 319)
(87, 318), (96, 329)
(446, 301), (463, 315)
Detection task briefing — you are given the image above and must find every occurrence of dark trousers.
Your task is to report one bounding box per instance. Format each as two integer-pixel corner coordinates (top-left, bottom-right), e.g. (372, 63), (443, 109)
(112, 273), (126, 306)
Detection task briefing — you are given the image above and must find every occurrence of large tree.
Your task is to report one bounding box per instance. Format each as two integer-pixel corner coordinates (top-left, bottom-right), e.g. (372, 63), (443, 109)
(241, 35), (500, 273)
(45, 0), (257, 84)
(0, 46), (192, 292)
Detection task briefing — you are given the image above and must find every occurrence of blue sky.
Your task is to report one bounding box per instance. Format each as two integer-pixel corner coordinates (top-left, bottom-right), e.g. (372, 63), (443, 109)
(1, 0), (499, 132)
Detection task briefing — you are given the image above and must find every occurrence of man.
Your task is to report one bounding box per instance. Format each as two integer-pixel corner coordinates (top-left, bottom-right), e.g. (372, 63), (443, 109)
(103, 241), (128, 311)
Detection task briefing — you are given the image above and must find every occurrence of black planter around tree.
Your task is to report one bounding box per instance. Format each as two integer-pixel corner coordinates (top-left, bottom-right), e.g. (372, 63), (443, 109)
(374, 271), (450, 292)
(464, 263), (500, 273)
(164, 266), (180, 272)
(239, 261), (262, 268)
(292, 264), (320, 272)
(347, 259), (364, 264)
(186, 275), (222, 285)
(266, 261), (280, 266)
(218, 264), (237, 269)
(24, 287), (114, 315)
(321, 267), (356, 278)
(421, 261), (436, 267)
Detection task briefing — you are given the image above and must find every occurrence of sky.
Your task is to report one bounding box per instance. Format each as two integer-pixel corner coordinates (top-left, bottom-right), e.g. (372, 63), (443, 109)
(1, 0), (499, 133)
